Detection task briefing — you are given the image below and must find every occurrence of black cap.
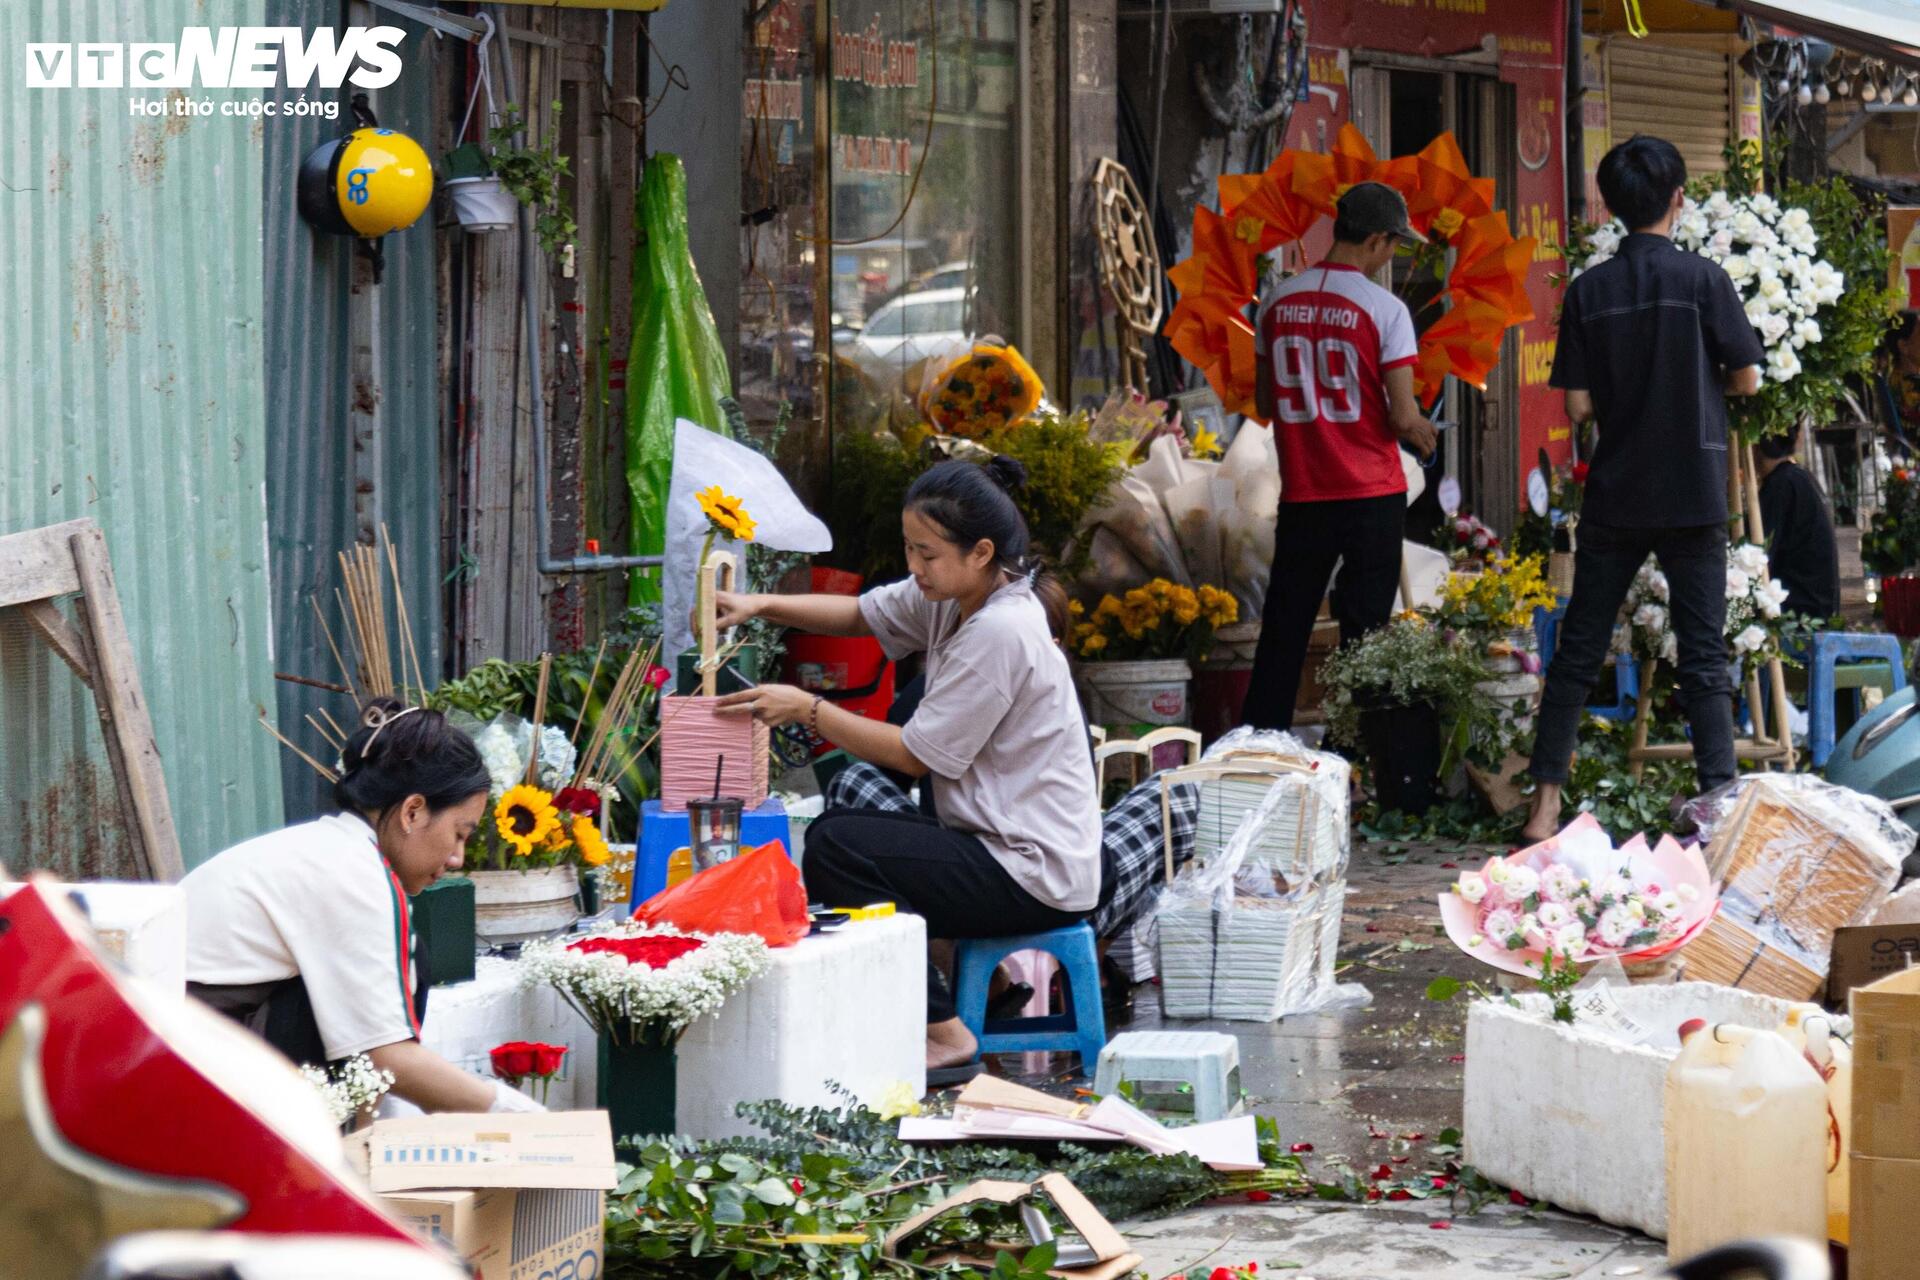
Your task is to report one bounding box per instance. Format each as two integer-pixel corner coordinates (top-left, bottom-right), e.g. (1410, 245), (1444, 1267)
(1338, 181), (1426, 244)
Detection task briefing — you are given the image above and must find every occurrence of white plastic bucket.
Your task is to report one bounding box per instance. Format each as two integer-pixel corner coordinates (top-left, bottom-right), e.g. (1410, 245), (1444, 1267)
(469, 865), (580, 945)
(445, 175), (518, 232)
(1078, 658), (1192, 728)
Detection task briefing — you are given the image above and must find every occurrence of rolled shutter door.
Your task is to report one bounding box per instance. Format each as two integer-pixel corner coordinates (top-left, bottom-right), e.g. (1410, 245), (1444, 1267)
(1606, 40), (1734, 179)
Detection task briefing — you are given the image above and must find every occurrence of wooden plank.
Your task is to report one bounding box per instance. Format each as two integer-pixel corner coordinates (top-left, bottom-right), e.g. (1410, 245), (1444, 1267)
(67, 525), (186, 882)
(0, 519), (92, 608)
(20, 599), (94, 688)
(1628, 740), (1790, 763)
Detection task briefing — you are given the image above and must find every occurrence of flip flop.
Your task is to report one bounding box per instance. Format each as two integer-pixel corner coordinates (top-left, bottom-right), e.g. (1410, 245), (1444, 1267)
(926, 1061), (985, 1088)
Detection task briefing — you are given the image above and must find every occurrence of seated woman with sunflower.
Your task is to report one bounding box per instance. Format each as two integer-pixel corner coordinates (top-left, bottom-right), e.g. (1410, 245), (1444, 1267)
(712, 458), (1105, 1078)
(182, 698), (545, 1114)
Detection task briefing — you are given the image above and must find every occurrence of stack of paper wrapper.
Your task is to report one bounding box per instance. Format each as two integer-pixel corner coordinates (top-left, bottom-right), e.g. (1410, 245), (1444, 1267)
(897, 1076), (1260, 1170)
(658, 695), (771, 812)
(1686, 778), (1903, 1000)
(1157, 754), (1349, 1021)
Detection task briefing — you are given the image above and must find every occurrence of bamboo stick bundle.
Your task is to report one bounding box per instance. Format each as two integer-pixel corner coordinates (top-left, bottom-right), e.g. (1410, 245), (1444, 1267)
(257, 713), (340, 783)
(380, 523), (427, 698)
(526, 653), (553, 784)
(576, 638), (662, 790)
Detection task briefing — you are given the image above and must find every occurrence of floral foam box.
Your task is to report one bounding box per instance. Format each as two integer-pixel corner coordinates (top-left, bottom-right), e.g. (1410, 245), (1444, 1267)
(1462, 982), (1803, 1239)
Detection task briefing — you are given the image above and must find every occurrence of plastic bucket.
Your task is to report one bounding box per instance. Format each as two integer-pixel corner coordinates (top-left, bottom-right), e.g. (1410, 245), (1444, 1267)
(469, 865), (580, 945)
(445, 176), (517, 232)
(783, 633), (894, 755)
(1884, 574), (1920, 638)
(1078, 658), (1192, 729)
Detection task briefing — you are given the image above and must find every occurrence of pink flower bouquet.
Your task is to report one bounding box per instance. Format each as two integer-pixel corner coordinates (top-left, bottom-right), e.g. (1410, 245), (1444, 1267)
(1437, 814), (1718, 976)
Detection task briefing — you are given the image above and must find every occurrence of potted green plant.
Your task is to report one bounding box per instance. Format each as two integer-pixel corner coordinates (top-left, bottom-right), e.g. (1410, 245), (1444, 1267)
(1069, 579), (1238, 729)
(444, 103), (575, 251)
(1321, 615), (1489, 815)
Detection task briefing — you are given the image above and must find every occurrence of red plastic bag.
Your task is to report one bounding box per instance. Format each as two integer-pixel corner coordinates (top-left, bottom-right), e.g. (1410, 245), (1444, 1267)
(630, 839), (810, 947)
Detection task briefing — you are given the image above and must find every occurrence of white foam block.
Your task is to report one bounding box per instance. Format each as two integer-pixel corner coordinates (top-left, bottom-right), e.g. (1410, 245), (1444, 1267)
(1462, 982), (1802, 1238)
(418, 955), (601, 1110)
(676, 914), (927, 1138)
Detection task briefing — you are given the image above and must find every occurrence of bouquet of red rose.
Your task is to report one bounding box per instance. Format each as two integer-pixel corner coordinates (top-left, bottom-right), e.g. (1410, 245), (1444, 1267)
(488, 1040), (569, 1104)
(518, 923), (769, 1049)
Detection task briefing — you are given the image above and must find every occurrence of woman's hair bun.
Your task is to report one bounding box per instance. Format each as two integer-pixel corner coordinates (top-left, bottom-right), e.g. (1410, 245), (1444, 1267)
(983, 454), (1028, 496)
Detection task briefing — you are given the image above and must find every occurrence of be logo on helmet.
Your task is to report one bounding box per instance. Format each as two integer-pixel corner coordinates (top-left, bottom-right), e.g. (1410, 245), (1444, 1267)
(298, 124), (433, 240)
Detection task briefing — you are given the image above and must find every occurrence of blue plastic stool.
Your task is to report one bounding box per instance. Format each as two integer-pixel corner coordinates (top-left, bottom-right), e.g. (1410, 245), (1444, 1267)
(1534, 602), (1639, 721)
(629, 797), (793, 910)
(1809, 633), (1910, 768)
(953, 924), (1107, 1073)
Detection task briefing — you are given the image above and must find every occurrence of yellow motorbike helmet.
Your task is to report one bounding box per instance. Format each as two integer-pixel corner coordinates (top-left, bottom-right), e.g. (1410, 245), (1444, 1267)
(297, 127), (433, 238)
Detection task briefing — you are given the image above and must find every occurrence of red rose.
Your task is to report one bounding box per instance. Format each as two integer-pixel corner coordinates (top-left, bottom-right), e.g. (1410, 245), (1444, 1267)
(531, 1043), (569, 1076)
(1210, 1268), (1233, 1280)
(1370, 1164), (1393, 1180)
(791, 1178), (805, 1194)
(643, 665), (672, 689)
(1430, 1175), (1450, 1190)
(489, 1041), (539, 1080)
(568, 935), (706, 967)
(1245, 1190), (1272, 1203)
(1365, 1188), (1382, 1201)
(1289, 1142), (1313, 1153)
(1570, 462), (1590, 484)
(1509, 1189), (1530, 1205)
(1429, 1221), (1452, 1231)
(1387, 1189), (1412, 1201)
(554, 787), (601, 816)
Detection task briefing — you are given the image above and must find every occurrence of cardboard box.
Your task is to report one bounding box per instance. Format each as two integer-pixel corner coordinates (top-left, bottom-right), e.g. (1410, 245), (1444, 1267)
(885, 1172), (1142, 1280)
(352, 1112), (618, 1280)
(1851, 967), (1920, 1159)
(1849, 1153), (1920, 1280)
(1828, 925), (1920, 1004)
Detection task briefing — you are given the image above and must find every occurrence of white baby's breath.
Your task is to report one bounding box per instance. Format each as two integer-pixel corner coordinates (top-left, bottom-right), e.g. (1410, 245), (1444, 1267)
(519, 922), (770, 1041)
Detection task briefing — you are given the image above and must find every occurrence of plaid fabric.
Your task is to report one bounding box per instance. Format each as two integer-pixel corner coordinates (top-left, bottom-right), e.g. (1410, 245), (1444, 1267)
(1091, 778), (1197, 938)
(826, 761), (1196, 941)
(825, 761), (917, 814)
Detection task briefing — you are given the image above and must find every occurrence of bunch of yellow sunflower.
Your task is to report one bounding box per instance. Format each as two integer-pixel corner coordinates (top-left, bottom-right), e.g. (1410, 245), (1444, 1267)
(1069, 578), (1240, 665)
(696, 485), (757, 543)
(479, 783), (614, 872)
(1434, 553), (1558, 644)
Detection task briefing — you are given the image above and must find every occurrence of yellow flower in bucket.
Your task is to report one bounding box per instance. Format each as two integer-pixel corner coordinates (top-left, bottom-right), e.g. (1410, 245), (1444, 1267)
(496, 784), (561, 857)
(571, 814), (612, 867)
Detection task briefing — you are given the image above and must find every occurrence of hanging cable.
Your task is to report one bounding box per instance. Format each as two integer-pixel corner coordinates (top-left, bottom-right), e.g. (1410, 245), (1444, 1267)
(805, 0), (939, 247)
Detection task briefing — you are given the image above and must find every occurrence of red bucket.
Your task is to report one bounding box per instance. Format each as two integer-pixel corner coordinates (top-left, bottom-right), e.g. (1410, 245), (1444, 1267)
(782, 633), (895, 755)
(1885, 575), (1920, 638)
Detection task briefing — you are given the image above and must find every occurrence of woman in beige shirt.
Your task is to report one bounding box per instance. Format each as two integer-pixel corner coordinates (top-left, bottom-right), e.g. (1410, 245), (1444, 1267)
(716, 458), (1104, 1073)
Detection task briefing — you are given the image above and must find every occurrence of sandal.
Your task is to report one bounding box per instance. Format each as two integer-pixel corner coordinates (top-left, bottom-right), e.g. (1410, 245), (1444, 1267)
(926, 1061), (985, 1087)
(987, 982), (1035, 1021)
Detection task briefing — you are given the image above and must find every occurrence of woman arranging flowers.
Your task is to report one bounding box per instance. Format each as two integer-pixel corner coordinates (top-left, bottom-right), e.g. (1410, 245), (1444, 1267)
(707, 457), (1103, 1076)
(182, 699), (545, 1114)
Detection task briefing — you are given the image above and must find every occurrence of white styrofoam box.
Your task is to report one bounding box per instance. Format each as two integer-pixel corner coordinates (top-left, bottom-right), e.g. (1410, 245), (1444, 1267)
(2, 880), (188, 993)
(419, 955), (601, 1110)
(1463, 982), (1801, 1238)
(677, 914), (926, 1137)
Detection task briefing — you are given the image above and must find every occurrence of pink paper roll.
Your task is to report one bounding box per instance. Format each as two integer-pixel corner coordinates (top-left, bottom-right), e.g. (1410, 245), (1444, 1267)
(658, 696), (771, 812)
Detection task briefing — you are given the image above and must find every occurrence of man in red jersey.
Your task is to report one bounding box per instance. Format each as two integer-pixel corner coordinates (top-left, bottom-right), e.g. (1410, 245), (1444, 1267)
(1243, 182), (1439, 730)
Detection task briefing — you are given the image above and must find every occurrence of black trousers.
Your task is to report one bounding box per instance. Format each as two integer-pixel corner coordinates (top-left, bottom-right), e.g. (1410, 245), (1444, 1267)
(802, 807), (1094, 1023)
(1530, 521), (1736, 791)
(1244, 494), (1405, 731)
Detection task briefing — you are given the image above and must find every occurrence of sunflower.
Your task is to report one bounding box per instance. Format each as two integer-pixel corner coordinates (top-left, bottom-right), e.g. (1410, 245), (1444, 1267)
(695, 485), (758, 543)
(572, 814), (611, 867)
(496, 784), (560, 857)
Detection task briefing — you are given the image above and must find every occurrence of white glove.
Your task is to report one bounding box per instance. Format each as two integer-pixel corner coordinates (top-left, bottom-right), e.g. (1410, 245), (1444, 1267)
(489, 1079), (547, 1113)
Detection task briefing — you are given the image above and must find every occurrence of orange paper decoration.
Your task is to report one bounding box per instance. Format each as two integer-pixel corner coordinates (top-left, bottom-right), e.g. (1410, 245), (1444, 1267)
(1164, 124), (1533, 420)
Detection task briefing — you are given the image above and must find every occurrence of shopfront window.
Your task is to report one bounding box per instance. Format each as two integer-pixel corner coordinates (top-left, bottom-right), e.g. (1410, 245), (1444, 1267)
(828, 1), (1023, 441)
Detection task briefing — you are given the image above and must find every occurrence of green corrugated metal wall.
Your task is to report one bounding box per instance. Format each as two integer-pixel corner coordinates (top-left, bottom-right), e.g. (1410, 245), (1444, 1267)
(263, 1), (443, 822)
(0, 0), (284, 873)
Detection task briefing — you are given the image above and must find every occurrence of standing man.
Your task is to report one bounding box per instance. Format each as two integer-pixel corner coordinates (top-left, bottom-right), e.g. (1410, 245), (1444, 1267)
(1243, 182), (1439, 730)
(1522, 136), (1764, 841)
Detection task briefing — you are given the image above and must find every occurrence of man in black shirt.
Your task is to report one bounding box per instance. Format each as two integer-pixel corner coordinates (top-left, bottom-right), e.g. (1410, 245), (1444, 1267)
(1521, 135), (1765, 842)
(1756, 433), (1840, 621)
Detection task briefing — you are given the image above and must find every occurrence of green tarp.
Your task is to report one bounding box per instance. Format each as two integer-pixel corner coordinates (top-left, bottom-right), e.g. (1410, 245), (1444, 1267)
(626, 153), (731, 603)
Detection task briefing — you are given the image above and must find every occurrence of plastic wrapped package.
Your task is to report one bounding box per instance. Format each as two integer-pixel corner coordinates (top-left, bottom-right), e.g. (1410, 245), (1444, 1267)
(915, 337), (1044, 438)
(1681, 775), (1912, 998)
(1165, 472), (1231, 596)
(1078, 470), (1192, 591)
(1152, 730), (1361, 1020)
